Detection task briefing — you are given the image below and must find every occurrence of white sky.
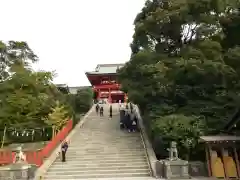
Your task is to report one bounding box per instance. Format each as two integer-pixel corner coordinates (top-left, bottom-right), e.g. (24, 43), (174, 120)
(0, 0), (145, 86)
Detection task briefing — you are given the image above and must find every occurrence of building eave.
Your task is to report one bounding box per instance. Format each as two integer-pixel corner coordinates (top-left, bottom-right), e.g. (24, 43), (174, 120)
(85, 72), (117, 76)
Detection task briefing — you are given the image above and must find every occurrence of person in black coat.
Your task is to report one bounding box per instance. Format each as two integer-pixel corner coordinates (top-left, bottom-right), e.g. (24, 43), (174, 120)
(61, 141), (69, 162)
(119, 108), (125, 129)
(100, 106), (104, 116)
(133, 115), (139, 131)
(96, 104), (99, 114)
(125, 112), (132, 132)
(109, 105), (112, 118)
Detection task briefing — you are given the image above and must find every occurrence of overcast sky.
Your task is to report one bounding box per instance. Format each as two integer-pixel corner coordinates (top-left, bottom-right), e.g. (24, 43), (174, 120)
(0, 0), (145, 86)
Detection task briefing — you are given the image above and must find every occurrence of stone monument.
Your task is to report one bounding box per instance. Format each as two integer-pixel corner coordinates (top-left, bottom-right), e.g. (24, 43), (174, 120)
(162, 141), (190, 179)
(168, 141), (179, 161)
(0, 146), (37, 180)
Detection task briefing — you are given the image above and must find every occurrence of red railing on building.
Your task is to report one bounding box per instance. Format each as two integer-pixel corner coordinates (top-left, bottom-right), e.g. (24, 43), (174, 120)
(93, 84), (120, 90)
(0, 119), (73, 167)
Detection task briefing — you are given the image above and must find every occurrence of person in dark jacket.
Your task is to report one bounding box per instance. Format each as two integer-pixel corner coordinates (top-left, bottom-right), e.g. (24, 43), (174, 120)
(61, 141), (68, 162)
(131, 119), (137, 132)
(109, 105), (112, 118)
(100, 106), (104, 116)
(125, 112), (132, 132)
(119, 107), (125, 129)
(96, 104), (100, 114)
(133, 115), (139, 131)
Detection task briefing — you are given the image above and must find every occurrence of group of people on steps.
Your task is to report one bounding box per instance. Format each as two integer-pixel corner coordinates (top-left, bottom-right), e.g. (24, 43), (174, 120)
(95, 103), (113, 118)
(119, 102), (138, 132)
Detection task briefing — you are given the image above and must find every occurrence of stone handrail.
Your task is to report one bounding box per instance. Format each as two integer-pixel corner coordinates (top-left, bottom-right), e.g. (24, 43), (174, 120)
(132, 104), (159, 178)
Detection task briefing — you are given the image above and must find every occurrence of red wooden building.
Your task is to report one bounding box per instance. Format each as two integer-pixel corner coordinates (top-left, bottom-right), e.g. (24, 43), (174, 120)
(85, 64), (127, 103)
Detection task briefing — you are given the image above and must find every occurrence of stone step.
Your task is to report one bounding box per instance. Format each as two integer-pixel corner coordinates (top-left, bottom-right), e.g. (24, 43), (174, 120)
(74, 133), (141, 136)
(72, 141), (142, 143)
(45, 171), (150, 179)
(65, 149), (145, 153)
(45, 177), (154, 180)
(72, 135), (141, 137)
(72, 138), (141, 140)
(48, 164), (149, 171)
(71, 138), (142, 141)
(49, 162), (148, 169)
(70, 139), (142, 143)
(46, 168), (150, 175)
(66, 147), (145, 151)
(66, 152), (146, 157)
(55, 156), (147, 161)
(69, 143), (143, 147)
(51, 161), (147, 168)
(65, 150), (145, 154)
(67, 147), (144, 150)
(71, 140), (142, 143)
(53, 158), (147, 164)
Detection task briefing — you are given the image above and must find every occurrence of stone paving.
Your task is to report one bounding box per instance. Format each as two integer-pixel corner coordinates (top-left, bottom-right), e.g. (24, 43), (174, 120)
(43, 104), (151, 179)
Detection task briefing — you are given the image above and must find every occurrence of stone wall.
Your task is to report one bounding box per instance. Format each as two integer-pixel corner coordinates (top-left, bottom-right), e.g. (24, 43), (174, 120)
(132, 105), (160, 178)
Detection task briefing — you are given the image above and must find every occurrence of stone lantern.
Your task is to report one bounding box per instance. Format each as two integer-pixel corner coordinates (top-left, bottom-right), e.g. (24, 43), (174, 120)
(0, 146), (37, 180)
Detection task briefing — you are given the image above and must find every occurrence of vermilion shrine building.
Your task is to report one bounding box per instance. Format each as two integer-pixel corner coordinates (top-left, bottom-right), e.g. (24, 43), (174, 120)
(85, 64), (127, 103)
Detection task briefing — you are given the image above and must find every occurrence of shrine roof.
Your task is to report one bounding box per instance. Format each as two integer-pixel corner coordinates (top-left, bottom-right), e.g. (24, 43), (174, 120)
(86, 63), (125, 75)
(199, 135), (240, 143)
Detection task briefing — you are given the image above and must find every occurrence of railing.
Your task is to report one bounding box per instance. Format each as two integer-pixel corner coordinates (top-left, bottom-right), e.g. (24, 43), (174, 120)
(41, 120), (73, 158)
(133, 105), (157, 177)
(0, 119), (73, 167)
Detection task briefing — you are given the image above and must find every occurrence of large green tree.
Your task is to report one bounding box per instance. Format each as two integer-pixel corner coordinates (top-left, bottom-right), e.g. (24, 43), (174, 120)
(0, 60), (56, 128)
(0, 41), (38, 81)
(118, 0), (240, 159)
(0, 41), (76, 144)
(69, 87), (93, 114)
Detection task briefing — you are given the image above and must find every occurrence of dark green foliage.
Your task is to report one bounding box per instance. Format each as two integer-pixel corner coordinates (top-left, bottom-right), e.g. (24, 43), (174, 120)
(66, 87), (93, 125)
(68, 87), (93, 114)
(118, 0), (240, 160)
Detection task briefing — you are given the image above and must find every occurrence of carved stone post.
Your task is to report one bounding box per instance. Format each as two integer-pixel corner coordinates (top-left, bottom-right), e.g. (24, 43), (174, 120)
(163, 141), (190, 179)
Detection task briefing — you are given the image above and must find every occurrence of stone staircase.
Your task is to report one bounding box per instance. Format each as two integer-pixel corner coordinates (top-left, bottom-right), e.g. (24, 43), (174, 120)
(43, 104), (151, 179)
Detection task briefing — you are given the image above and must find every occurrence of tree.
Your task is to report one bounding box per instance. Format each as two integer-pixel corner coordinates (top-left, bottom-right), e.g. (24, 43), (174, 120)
(73, 87), (93, 113)
(118, 0), (240, 159)
(0, 41), (38, 81)
(152, 114), (205, 159)
(0, 61), (55, 128)
(45, 101), (69, 138)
